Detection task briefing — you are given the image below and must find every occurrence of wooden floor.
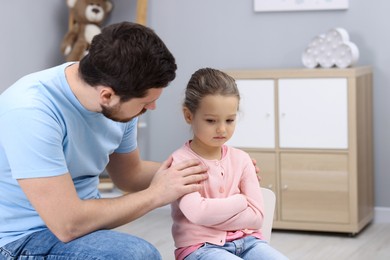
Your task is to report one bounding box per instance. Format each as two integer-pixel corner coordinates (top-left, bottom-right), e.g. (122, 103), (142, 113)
(114, 206), (390, 260)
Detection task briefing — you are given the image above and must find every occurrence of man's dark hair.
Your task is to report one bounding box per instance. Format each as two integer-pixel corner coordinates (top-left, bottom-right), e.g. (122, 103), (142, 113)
(79, 21), (177, 101)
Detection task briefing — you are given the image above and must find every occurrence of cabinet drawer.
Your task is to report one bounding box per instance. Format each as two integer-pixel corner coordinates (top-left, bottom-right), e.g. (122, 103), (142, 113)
(280, 153), (349, 224)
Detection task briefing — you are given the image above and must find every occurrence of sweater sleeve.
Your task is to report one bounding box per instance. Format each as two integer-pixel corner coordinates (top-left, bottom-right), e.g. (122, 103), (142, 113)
(172, 145), (248, 226)
(179, 192), (248, 226)
(210, 155), (264, 231)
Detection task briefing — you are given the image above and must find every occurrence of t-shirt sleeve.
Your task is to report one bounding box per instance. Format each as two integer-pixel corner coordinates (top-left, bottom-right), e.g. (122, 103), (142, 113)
(0, 107), (68, 179)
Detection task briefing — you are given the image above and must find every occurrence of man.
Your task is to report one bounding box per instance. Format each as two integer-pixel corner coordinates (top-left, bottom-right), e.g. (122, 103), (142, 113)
(0, 22), (208, 259)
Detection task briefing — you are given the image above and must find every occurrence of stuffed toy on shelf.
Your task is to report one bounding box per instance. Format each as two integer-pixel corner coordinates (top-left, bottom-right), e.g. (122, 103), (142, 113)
(61, 0), (113, 62)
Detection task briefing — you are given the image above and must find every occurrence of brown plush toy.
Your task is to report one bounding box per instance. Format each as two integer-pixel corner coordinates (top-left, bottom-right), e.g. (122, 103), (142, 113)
(61, 0), (113, 62)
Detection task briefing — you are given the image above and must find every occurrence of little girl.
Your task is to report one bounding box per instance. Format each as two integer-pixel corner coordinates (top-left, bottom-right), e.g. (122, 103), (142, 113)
(170, 68), (288, 260)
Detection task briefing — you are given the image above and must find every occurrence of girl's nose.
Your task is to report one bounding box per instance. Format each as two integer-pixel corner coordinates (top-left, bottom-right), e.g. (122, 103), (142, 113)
(217, 124), (226, 133)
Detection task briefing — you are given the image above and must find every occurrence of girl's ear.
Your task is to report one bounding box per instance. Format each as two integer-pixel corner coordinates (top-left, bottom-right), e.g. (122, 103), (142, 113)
(183, 107), (193, 124)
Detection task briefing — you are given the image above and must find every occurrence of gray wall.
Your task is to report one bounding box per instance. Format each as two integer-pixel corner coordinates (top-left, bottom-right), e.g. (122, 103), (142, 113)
(0, 1), (67, 87)
(1, 1), (389, 208)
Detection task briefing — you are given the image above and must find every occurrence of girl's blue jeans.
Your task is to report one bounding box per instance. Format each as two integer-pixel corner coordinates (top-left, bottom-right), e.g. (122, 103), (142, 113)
(0, 229), (161, 260)
(184, 236), (289, 260)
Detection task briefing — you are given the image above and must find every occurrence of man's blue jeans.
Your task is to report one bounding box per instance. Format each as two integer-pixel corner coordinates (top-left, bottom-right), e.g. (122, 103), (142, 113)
(0, 228), (161, 259)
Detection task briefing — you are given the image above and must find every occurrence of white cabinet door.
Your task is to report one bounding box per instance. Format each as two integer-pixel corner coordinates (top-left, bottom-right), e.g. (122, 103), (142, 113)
(278, 78), (348, 149)
(227, 79), (275, 148)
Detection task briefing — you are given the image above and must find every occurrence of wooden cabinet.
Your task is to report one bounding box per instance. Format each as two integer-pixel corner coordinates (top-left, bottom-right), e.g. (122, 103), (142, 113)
(226, 67), (374, 234)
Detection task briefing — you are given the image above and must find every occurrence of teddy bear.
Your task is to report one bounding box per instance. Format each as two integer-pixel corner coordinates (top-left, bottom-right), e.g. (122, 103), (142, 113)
(61, 0), (113, 61)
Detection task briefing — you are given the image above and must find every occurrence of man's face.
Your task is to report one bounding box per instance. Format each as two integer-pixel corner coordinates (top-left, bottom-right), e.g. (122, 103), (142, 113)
(101, 88), (163, 122)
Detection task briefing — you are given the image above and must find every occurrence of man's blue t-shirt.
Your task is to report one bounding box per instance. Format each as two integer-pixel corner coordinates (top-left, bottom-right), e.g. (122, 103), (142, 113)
(0, 63), (138, 247)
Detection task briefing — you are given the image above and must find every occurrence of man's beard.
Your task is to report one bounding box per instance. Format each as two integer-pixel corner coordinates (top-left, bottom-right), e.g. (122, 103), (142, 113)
(101, 104), (147, 123)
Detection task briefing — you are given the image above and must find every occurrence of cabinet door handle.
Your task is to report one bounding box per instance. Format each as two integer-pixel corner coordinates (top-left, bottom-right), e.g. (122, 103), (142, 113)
(282, 184), (288, 190)
(267, 184), (273, 189)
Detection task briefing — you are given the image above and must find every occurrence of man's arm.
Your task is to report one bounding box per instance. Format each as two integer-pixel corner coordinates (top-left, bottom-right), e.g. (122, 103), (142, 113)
(18, 154), (207, 243)
(106, 148), (160, 192)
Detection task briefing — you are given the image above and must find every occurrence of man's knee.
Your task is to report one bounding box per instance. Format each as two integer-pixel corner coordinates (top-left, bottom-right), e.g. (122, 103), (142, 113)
(91, 230), (162, 260)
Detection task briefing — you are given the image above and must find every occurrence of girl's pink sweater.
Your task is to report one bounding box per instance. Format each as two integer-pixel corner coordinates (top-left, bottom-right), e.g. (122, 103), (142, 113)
(171, 142), (265, 259)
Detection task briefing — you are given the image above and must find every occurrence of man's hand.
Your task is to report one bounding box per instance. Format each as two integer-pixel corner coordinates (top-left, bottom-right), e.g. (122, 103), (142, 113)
(147, 156), (208, 207)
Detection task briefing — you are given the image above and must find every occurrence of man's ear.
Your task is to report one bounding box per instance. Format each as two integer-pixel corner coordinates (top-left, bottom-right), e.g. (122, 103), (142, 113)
(99, 87), (116, 105)
(183, 107), (193, 124)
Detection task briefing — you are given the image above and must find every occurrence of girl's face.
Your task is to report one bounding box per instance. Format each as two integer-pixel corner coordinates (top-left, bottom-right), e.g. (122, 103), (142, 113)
(184, 94), (239, 151)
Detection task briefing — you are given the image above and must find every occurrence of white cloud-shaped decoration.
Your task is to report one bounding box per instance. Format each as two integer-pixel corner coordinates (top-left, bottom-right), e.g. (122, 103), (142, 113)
(302, 28), (359, 69)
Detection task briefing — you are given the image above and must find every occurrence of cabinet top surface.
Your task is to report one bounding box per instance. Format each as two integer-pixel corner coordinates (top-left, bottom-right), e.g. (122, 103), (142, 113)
(225, 66), (372, 79)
